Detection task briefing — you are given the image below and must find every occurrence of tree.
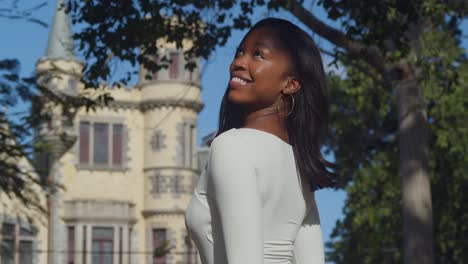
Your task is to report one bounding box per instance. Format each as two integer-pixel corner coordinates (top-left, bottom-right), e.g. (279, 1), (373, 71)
(0, 58), (46, 214)
(0, 0), (52, 215)
(67, 1), (467, 262)
(0, 0), (93, 216)
(324, 27), (467, 263)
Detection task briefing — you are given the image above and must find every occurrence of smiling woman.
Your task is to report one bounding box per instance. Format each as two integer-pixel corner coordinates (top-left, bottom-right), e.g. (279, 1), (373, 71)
(227, 26), (298, 115)
(185, 17), (339, 264)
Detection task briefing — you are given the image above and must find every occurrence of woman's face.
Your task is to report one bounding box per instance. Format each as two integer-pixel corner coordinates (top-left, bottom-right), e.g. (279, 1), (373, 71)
(228, 27), (294, 112)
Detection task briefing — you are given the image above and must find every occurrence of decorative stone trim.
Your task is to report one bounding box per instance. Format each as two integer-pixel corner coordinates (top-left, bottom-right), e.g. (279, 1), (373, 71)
(100, 100), (141, 110)
(141, 209), (186, 217)
(63, 199), (137, 224)
(149, 172), (168, 199)
(143, 166), (201, 174)
(148, 170), (197, 199)
(90, 98), (205, 113)
(170, 174), (185, 198)
(136, 79), (202, 88)
(140, 99), (204, 112)
(151, 129), (167, 152)
(36, 57), (85, 78)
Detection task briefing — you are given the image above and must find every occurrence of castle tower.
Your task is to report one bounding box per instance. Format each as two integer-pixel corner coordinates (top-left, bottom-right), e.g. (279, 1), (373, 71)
(35, 0), (83, 263)
(33, 1), (205, 263)
(140, 42), (204, 263)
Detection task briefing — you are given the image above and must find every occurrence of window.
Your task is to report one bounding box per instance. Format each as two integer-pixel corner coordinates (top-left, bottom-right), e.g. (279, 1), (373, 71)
(152, 228), (167, 264)
(151, 55), (159, 80)
(187, 58), (197, 82)
(150, 130), (166, 152)
(174, 175), (184, 194)
(0, 223), (36, 264)
(128, 228), (132, 264)
(79, 122), (90, 164)
(83, 226), (87, 264)
(92, 227), (113, 264)
(1, 223), (14, 264)
(177, 121), (196, 168)
(94, 123), (109, 165)
(68, 226), (75, 264)
(19, 241), (33, 264)
(118, 227), (123, 264)
(188, 124), (195, 167)
(169, 52), (179, 79)
(150, 173), (165, 196)
(112, 124), (123, 166)
(79, 121), (125, 169)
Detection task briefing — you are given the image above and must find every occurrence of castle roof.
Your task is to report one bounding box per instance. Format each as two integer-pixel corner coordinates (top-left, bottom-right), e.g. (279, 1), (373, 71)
(45, 0), (74, 59)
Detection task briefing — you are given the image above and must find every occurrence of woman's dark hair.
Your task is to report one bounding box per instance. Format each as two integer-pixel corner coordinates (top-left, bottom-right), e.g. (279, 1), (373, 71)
(216, 17), (340, 191)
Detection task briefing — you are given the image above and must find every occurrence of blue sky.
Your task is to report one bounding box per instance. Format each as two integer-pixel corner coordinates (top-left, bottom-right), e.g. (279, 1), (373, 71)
(1, 0), (466, 256)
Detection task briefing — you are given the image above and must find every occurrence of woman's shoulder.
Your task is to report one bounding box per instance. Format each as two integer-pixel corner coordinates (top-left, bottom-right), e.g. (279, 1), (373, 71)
(211, 128), (291, 152)
(208, 129), (254, 171)
(210, 128), (246, 152)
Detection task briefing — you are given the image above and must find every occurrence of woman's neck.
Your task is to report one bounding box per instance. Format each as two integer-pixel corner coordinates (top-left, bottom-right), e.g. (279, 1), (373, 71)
(243, 104), (290, 143)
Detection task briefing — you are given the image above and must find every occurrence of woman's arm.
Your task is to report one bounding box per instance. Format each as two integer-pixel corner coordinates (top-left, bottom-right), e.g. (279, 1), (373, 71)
(209, 135), (263, 264)
(293, 192), (325, 264)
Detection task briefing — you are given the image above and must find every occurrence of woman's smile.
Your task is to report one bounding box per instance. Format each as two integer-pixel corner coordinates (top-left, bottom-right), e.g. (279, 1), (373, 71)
(229, 76), (252, 89)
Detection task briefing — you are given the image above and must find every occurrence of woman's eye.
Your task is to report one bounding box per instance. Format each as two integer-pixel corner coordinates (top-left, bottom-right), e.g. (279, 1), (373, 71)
(235, 48), (244, 57)
(254, 50), (264, 58)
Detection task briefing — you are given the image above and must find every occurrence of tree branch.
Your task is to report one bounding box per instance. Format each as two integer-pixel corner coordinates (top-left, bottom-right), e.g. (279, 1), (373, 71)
(285, 0), (387, 74)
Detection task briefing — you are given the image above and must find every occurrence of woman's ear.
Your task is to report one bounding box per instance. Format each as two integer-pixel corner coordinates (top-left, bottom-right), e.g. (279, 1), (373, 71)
(284, 77), (301, 94)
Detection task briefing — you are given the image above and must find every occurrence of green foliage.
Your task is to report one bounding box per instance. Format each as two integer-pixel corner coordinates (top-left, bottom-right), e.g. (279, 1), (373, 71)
(325, 22), (468, 262)
(427, 60), (468, 263)
(0, 58), (48, 214)
(67, 0), (266, 88)
(318, 0), (467, 61)
(0, 0), (89, 218)
(153, 240), (174, 258)
(325, 63), (397, 185)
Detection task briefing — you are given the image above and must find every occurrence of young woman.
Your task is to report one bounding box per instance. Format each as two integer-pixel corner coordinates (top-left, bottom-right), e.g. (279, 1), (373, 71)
(185, 18), (339, 264)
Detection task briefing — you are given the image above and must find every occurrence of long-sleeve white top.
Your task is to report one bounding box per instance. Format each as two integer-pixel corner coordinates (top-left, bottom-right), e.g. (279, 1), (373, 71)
(185, 128), (324, 264)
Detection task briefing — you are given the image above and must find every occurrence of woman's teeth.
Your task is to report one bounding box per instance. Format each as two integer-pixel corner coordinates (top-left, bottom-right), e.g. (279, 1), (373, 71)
(232, 76), (247, 85)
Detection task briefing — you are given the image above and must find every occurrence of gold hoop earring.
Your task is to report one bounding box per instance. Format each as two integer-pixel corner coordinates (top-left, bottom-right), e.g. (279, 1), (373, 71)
(286, 93), (295, 116)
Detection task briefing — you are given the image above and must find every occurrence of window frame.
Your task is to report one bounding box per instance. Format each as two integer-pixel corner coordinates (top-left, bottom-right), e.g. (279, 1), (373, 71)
(91, 227), (114, 264)
(67, 226), (76, 264)
(0, 222), (36, 264)
(77, 117), (127, 171)
(168, 51), (180, 79)
(152, 228), (167, 264)
(177, 118), (197, 168)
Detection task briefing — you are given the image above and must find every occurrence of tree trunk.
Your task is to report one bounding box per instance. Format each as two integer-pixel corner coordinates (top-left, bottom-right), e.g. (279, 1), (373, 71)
(396, 76), (434, 264)
(284, 1), (435, 260)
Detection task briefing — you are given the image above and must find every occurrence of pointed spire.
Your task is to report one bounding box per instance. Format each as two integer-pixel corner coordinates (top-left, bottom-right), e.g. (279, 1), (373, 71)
(45, 0), (74, 59)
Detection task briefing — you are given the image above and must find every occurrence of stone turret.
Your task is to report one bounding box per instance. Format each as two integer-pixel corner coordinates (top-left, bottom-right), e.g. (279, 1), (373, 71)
(36, 0), (83, 152)
(34, 1), (83, 263)
(140, 41), (204, 262)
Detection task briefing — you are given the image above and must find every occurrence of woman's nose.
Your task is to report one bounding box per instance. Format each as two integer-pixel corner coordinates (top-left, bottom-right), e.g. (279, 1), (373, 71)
(230, 55), (248, 71)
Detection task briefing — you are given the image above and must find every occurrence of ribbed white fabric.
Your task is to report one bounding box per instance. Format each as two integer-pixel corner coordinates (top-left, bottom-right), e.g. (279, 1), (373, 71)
(185, 128), (324, 264)
(264, 240), (295, 263)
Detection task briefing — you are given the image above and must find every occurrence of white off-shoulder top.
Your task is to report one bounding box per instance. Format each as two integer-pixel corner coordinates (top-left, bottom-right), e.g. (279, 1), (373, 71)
(185, 128), (324, 264)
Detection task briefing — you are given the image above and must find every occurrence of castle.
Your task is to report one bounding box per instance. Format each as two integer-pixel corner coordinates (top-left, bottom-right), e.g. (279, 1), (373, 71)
(0, 0), (207, 263)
